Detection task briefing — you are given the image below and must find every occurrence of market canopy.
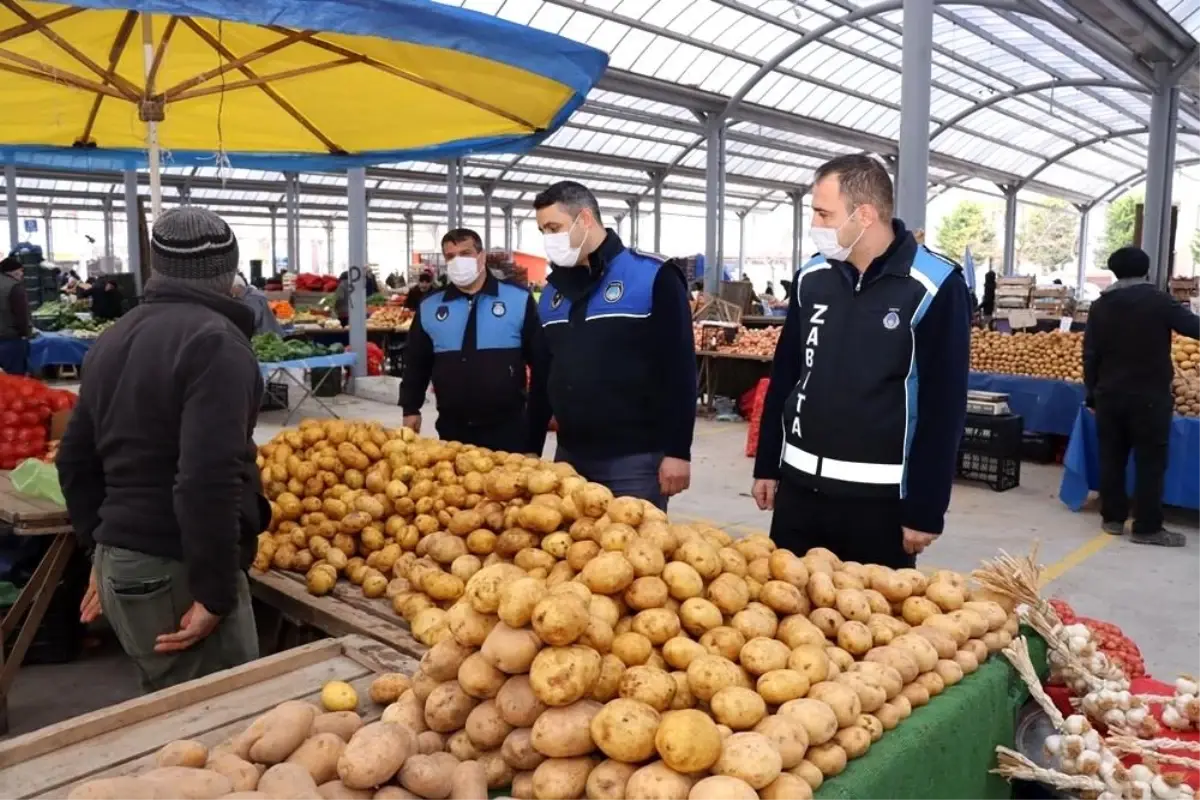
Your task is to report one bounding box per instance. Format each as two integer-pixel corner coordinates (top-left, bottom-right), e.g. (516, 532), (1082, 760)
(0, 0), (609, 171)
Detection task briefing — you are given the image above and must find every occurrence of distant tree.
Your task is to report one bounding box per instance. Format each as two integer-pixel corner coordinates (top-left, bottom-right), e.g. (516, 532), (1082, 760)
(1094, 192), (1140, 268)
(935, 200), (996, 263)
(1192, 228), (1200, 267)
(1017, 200), (1078, 274)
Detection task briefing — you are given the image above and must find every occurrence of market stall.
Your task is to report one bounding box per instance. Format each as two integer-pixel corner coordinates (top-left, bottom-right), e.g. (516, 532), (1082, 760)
(966, 372), (1087, 436)
(1058, 407), (1200, 511)
(0, 635), (418, 799)
(26, 331), (93, 373)
(257, 351), (358, 423)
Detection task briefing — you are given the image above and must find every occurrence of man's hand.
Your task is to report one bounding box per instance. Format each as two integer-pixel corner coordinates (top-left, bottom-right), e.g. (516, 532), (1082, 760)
(79, 569), (102, 623)
(402, 414), (422, 434)
(752, 479), (777, 511)
(902, 527), (937, 555)
(658, 457), (691, 497)
(155, 602), (221, 653)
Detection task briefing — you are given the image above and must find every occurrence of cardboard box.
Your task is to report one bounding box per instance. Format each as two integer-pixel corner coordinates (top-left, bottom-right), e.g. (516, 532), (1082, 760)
(49, 408), (73, 441)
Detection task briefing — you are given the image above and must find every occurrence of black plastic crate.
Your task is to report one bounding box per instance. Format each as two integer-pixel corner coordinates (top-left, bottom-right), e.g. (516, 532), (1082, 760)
(960, 413), (1023, 457)
(1021, 433), (1060, 464)
(261, 381), (289, 411)
(957, 450), (1020, 491)
(309, 367), (344, 397)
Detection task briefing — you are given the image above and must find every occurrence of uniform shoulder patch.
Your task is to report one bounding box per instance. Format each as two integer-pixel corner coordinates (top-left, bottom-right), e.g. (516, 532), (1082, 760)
(550, 291), (564, 309)
(603, 281), (624, 303)
(626, 247), (666, 264)
(920, 246), (962, 271)
(491, 300), (506, 317)
(435, 304), (450, 322)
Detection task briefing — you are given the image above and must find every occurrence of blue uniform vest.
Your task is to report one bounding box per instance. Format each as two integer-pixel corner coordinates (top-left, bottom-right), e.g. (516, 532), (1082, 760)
(421, 281), (526, 353)
(538, 247), (665, 456)
(779, 246), (958, 497)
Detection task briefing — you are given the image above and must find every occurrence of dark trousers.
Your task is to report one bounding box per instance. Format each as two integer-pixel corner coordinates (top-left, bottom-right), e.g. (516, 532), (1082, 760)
(0, 338), (28, 375)
(556, 447), (666, 511)
(1094, 393), (1171, 534)
(436, 414), (528, 455)
(769, 479), (914, 568)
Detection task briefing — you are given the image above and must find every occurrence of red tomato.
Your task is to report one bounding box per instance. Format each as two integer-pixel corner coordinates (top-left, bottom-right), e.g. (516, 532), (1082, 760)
(49, 393), (71, 412)
(17, 411), (39, 427)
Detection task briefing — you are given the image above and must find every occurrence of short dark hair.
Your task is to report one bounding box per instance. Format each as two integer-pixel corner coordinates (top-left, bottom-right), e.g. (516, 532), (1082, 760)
(813, 153), (894, 221)
(1107, 245), (1150, 279)
(533, 181), (603, 224)
(441, 228), (482, 252)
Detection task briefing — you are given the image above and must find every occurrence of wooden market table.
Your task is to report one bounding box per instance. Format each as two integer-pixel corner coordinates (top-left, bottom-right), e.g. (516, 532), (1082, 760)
(696, 349), (773, 412)
(0, 634), (418, 799)
(249, 569), (426, 661)
(0, 473), (75, 737)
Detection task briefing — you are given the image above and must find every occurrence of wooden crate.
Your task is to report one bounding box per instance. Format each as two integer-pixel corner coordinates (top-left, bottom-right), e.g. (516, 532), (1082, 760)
(0, 473), (70, 536)
(0, 635), (417, 799)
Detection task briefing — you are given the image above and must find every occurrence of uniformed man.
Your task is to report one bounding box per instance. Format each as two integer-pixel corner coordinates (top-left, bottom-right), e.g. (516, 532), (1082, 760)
(533, 181), (696, 509)
(399, 228), (548, 455)
(0, 254), (33, 374)
(752, 154), (971, 567)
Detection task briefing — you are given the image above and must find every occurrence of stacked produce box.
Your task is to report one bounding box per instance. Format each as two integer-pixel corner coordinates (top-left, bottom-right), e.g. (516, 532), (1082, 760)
(993, 276), (1034, 317)
(234, 420), (1020, 799)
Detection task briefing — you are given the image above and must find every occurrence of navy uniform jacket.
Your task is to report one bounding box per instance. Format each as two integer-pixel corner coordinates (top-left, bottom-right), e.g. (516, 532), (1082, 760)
(399, 273), (549, 454)
(535, 230), (696, 460)
(753, 221), (971, 535)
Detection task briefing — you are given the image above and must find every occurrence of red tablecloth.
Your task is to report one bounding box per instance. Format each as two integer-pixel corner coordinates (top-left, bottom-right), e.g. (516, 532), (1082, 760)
(1047, 678), (1198, 788)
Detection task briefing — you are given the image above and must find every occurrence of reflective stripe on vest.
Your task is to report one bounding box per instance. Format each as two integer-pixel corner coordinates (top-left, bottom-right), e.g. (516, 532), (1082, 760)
(782, 443), (905, 485)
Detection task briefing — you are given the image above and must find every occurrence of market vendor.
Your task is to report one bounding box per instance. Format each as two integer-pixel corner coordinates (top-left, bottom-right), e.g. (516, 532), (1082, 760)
(752, 154), (971, 567)
(58, 206), (266, 691)
(232, 273), (283, 335)
(403, 269), (435, 310)
(77, 276), (125, 321)
(399, 228), (548, 455)
(0, 254), (32, 374)
(533, 181), (696, 509)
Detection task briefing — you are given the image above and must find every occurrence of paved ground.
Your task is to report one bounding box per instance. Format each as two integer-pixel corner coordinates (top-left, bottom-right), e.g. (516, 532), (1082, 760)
(5, 382), (1196, 740)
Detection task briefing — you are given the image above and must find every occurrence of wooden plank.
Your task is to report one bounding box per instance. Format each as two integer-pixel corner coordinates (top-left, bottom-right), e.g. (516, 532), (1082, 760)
(249, 570), (425, 659)
(6, 655), (371, 798)
(0, 637), (343, 769)
(0, 474), (69, 527)
(33, 671), (389, 799)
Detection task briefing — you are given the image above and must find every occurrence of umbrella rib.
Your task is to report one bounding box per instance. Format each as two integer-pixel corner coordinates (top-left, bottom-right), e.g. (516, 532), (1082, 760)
(0, 47), (129, 100)
(265, 26), (541, 133)
(180, 16), (342, 154)
(171, 58), (359, 102)
(159, 27), (316, 101)
(79, 11), (140, 147)
(0, 0), (140, 100)
(0, 6), (85, 46)
(145, 16), (179, 95)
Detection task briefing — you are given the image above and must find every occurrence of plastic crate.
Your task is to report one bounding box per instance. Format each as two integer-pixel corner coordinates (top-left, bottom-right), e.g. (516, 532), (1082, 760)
(309, 366), (344, 397)
(959, 413), (1023, 457)
(261, 381), (289, 411)
(957, 451), (1020, 491)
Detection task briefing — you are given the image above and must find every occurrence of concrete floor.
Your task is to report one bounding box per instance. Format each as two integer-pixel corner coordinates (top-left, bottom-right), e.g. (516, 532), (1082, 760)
(4, 381), (1197, 740)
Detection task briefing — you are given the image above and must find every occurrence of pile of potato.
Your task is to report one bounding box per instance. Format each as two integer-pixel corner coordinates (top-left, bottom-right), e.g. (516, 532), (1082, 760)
(1172, 335), (1199, 417)
(969, 330), (1083, 382)
(691, 324), (780, 358)
(244, 420), (1019, 799)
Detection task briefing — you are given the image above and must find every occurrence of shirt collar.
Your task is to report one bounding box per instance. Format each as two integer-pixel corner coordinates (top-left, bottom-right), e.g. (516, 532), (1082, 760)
(834, 219), (916, 285)
(442, 271), (499, 302)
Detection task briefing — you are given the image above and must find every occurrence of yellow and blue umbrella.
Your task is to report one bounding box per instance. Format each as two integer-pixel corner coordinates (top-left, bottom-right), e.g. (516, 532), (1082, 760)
(0, 0), (608, 189)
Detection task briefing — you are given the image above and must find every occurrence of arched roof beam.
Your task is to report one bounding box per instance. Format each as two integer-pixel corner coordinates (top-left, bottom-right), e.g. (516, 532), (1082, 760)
(1087, 157), (1200, 209)
(1019, 127), (1149, 189)
(929, 78), (1147, 142)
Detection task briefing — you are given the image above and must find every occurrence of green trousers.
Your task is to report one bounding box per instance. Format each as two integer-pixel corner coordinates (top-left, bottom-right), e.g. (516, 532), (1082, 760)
(94, 544), (259, 691)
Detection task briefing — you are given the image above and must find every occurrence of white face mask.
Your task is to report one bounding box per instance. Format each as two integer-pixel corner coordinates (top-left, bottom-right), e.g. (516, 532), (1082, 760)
(810, 208), (865, 262)
(446, 255), (480, 288)
(543, 215), (583, 267)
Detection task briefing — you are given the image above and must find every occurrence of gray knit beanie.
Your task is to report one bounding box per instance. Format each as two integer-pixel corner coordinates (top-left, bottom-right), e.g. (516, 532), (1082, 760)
(150, 206), (239, 293)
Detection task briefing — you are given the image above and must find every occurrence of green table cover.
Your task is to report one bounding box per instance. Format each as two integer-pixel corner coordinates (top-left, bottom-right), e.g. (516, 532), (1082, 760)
(815, 634), (1048, 800)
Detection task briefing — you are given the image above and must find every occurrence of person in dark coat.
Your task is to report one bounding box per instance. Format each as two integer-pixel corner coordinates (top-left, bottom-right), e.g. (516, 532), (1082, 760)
(59, 207), (266, 690)
(0, 255), (32, 374)
(1083, 246), (1199, 547)
(79, 277), (124, 321)
(980, 270), (996, 317)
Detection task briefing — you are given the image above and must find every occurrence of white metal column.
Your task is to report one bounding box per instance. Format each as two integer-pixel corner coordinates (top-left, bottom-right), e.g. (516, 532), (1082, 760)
(503, 205), (513, 253)
(703, 117), (725, 295)
(653, 177), (663, 253)
(1001, 186), (1019, 276)
(628, 200), (639, 248)
(1075, 205), (1090, 299)
(103, 196), (114, 260)
(737, 212), (747, 279)
(4, 164), (17, 251)
(446, 160), (462, 229)
(269, 205), (277, 271)
(1143, 62), (1179, 287)
(285, 173), (299, 272)
(895, 0), (933, 229)
(43, 208), (52, 261)
(483, 189), (493, 251)
(348, 168), (368, 378)
(789, 190), (805, 273)
(404, 212), (414, 276)
(124, 170), (142, 292)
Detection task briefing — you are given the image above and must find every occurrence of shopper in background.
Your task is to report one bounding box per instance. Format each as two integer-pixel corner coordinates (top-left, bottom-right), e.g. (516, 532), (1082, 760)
(753, 154), (971, 567)
(981, 269), (997, 318)
(334, 271), (351, 327)
(404, 270), (435, 310)
(59, 206), (267, 690)
(0, 254), (32, 374)
(78, 276), (125, 322)
(233, 273), (283, 335)
(399, 228), (548, 454)
(533, 181), (696, 509)
(1083, 246), (1199, 547)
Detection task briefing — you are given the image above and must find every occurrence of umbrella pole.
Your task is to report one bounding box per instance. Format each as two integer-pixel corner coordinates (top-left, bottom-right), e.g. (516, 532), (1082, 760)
(141, 13), (163, 223)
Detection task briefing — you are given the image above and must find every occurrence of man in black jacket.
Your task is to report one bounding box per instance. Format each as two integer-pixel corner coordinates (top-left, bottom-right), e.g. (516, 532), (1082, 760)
(59, 207), (267, 690)
(533, 181), (696, 509)
(399, 228), (548, 455)
(1083, 246), (1199, 547)
(752, 154), (971, 567)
